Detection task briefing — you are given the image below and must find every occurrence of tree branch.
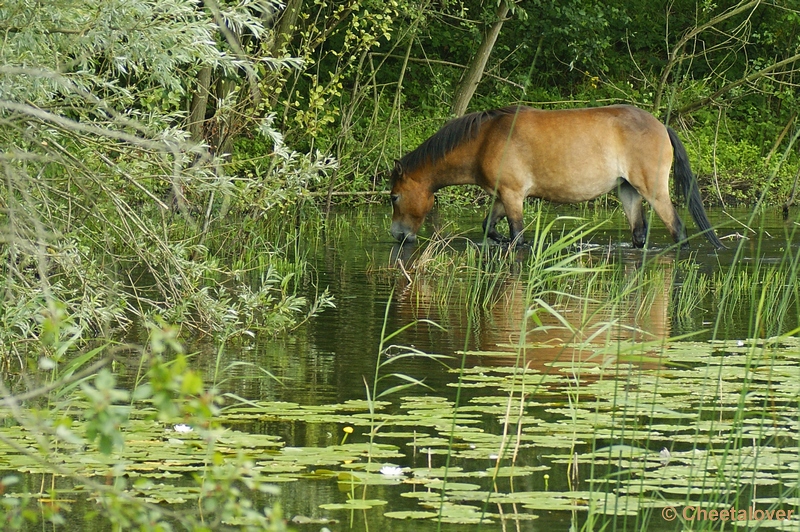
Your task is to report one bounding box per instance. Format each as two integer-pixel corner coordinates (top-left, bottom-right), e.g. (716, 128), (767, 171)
(450, 1), (513, 116)
(677, 52), (800, 115)
(654, 0), (761, 111)
(371, 53), (526, 90)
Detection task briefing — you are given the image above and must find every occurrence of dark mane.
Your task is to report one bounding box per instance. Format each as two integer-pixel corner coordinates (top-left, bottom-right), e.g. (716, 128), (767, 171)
(396, 106), (523, 178)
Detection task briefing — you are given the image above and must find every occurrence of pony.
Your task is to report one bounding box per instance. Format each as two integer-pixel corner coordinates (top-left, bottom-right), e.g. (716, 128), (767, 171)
(388, 105), (724, 249)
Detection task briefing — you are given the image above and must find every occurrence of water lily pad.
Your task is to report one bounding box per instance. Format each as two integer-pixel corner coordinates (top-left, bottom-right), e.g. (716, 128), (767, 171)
(421, 480), (482, 491)
(383, 510), (439, 519)
(319, 499), (388, 510)
(417, 502), (494, 524)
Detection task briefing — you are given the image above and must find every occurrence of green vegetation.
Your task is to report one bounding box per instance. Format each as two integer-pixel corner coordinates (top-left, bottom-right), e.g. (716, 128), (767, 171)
(2, 0), (800, 529)
(251, 0), (800, 206)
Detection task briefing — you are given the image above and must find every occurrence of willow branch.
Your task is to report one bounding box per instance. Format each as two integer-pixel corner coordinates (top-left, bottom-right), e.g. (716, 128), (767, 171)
(654, 0), (761, 111)
(677, 52), (800, 114)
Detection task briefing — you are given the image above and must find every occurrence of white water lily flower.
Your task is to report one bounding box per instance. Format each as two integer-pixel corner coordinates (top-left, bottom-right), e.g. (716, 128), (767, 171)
(379, 466), (404, 477)
(173, 424), (193, 433)
(659, 447), (671, 466)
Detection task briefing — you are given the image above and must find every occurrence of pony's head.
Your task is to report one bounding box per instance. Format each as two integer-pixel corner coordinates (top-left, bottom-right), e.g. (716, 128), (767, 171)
(389, 160), (434, 244)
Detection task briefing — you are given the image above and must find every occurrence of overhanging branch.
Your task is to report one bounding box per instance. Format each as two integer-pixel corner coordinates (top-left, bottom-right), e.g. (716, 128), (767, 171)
(677, 52), (800, 115)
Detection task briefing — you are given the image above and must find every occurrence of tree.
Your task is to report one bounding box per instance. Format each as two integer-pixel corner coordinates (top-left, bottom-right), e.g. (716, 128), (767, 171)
(653, 0), (762, 113)
(0, 0), (326, 344)
(451, 1), (513, 116)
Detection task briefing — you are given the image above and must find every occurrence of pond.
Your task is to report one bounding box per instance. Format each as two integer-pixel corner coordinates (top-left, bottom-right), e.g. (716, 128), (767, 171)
(5, 203), (800, 531)
(219, 204), (800, 531)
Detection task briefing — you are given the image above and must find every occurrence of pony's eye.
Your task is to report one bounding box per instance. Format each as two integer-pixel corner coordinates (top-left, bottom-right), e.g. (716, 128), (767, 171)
(390, 194), (399, 204)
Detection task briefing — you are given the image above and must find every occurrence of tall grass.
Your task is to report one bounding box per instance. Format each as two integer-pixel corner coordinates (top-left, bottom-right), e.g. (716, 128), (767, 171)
(671, 258), (711, 326)
(379, 192), (800, 531)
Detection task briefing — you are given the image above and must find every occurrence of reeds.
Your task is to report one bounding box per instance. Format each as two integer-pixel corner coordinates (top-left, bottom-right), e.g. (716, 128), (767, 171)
(671, 258), (711, 326)
(381, 197), (800, 531)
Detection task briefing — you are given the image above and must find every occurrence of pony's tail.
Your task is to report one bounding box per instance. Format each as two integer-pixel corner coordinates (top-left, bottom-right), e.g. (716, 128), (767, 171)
(667, 127), (726, 249)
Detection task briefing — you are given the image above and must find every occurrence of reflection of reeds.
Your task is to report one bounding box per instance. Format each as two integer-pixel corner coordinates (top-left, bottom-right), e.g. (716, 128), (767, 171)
(671, 259), (710, 325)
(375, 203), (800, 529)
(389, 226), (800, 346)
(394, 209), (606, 298)
(713, 259), (800, 338)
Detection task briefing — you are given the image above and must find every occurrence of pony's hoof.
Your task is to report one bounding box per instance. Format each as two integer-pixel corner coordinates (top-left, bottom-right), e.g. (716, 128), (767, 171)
(487, 232), (510, 243)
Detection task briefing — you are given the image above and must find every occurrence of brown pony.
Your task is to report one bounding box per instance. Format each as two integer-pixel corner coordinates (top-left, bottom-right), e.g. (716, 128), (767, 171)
(389, 105), (724, 249)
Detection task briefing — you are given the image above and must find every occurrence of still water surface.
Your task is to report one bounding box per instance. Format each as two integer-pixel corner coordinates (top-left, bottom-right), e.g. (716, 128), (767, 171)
(14, 204), (799, 531)
(247, 205), (796, 397)
(219, 204), (800, 530)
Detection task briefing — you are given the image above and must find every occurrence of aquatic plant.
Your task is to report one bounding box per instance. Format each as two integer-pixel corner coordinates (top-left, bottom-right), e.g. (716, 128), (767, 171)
(369, 189), (800, 529)
(366, 293), (450, 444)
(0, 321), (293, 530)
(671, 258), (711, 325)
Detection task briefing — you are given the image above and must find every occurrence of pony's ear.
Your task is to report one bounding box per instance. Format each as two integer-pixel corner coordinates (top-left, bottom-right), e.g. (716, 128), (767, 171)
(393, 159), (403, 176)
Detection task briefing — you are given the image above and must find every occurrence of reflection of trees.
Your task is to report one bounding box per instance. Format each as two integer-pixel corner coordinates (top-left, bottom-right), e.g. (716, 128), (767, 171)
(392, 254), (675, 372)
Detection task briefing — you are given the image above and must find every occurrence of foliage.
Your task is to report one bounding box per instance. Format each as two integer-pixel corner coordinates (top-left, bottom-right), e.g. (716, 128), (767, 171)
(253, 0), (799, 200)
(0, 0), (336, 362)
(0, 0), (282, 111)
(0, 323), (289, 530)
(267, 0), (406, 145)
(3, 0), (800, 526)
(230, 115), (338, 212)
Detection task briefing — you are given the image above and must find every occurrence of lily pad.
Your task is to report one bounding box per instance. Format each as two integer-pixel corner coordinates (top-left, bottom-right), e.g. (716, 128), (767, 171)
(319, 499), (388, 510)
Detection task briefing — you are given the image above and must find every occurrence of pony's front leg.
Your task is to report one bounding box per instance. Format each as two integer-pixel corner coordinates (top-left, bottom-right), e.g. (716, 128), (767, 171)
(502, 196), (526, 247)
(482, 200), (510, 242)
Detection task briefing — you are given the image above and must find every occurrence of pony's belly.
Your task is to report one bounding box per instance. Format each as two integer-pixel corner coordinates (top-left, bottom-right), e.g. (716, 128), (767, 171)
(528, 175), (619, 203)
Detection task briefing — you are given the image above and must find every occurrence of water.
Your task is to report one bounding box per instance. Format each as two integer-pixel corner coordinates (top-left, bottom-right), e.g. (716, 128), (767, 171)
(267, 204), (796, 386)
(10, 203), (800, 530)
(221, 204), (800, 530)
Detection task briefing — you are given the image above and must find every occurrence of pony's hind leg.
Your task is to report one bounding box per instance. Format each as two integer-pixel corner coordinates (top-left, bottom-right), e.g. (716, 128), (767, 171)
(619, 181), (648, 248)
(646, 193), (688, 248)
(482, 200), (510, 242)
(629, 151), (689, 248)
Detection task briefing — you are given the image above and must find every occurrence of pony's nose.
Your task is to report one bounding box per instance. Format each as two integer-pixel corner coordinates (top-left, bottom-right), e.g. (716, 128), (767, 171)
(391, 231), (417, 244)
(390, 224), (416, 244)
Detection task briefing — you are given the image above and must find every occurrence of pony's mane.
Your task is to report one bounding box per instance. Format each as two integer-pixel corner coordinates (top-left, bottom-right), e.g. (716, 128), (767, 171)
(396, 106), (523, 179)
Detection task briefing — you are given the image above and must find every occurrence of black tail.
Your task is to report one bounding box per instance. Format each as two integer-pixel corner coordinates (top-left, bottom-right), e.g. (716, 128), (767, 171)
(667, 127), (726, 249)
